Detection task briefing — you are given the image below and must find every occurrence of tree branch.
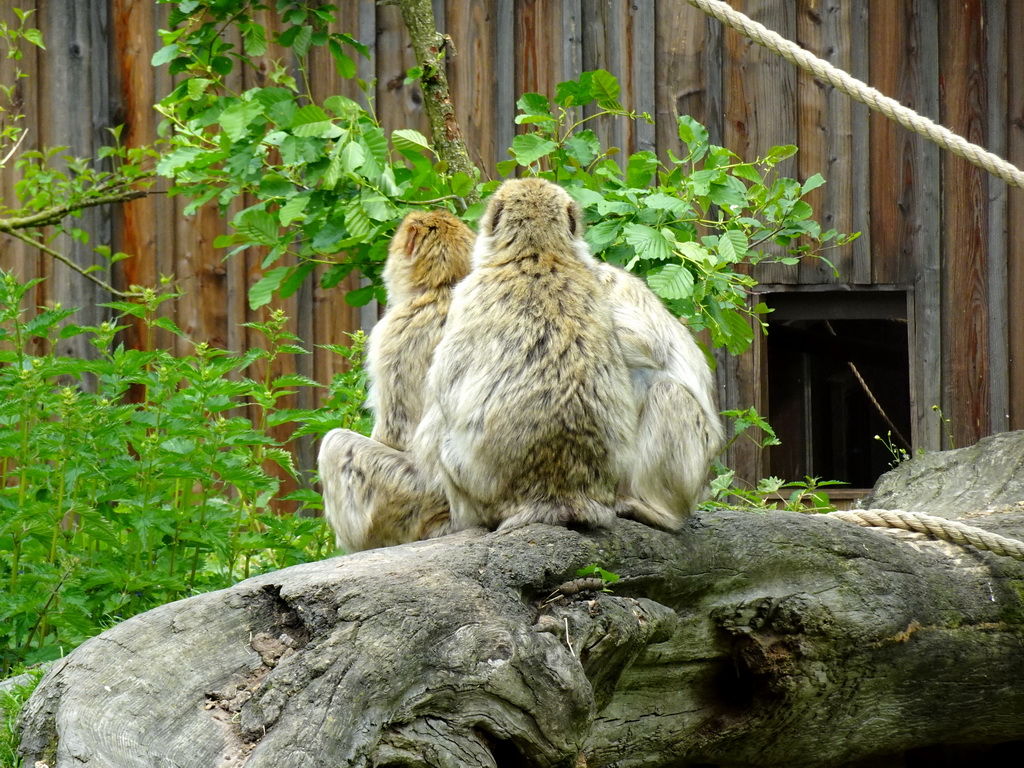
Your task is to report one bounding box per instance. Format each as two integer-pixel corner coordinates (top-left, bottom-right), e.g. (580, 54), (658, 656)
(2, 227), (129, 298)
(386, 0), (481, 207)
(0, 184), (152, 234)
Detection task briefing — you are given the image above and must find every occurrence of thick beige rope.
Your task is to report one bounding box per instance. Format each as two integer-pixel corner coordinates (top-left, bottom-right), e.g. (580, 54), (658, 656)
(686, 0), (1024, 190)
(831, 509), (1024, 562)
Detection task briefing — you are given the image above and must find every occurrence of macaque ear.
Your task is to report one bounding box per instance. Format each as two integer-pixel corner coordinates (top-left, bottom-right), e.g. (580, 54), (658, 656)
(489, 199), (504, 233)
(566, 202), (579, 237)
(399, 221), (426, 259)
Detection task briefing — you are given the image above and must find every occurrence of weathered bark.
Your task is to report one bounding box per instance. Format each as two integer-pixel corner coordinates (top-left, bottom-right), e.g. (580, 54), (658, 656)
(17, 506), (1024, 768)
(384, 0), (481, 206)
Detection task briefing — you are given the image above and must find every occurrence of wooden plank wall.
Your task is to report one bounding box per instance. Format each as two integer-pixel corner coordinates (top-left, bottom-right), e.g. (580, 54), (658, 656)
(1, 0), (1022, 483)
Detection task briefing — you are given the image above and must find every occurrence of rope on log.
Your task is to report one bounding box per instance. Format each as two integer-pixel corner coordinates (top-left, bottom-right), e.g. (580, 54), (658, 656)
(830, 509), (1024, 562)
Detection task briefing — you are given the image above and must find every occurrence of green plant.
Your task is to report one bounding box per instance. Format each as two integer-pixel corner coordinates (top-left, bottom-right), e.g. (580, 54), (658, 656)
(152, 0), (470, 310)
(0, 666), (44, 768)
(708, 472), (845, 513)
(875, 430), (912, 469)
(0, 271), (367, 675)
(506, 71), (858, 354)
(932, 405), (956, 451)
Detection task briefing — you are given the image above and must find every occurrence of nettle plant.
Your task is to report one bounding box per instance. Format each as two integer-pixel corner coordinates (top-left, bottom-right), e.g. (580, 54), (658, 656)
(0, 271), (369, 674)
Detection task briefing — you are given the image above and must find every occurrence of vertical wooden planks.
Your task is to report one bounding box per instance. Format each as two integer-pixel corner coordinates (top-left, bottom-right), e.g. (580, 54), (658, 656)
(653, 0), (710, 160)
(35, 0), (112, 358)
(494, 0), (516, 162)
(0, 0), (40, 296)
(375, 2), (431, 142)
(795, 0), (870, 285)
(631, 1), (656, 153)
(940, 0), (989, 447)
(985, 0), (1009, 435)
(516, 0), (564, 111)
(869, 0), (941, 451)
(1009, 1), (1024, 431)
(723, 0), (799, 286)
(444, 0), (498, 173)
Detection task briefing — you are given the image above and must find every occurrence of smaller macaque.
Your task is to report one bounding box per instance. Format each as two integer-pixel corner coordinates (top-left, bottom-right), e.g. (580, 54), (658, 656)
(367, 209), (475, 450)
(319, 209), (473, 552)
(597, 264), (724, 528)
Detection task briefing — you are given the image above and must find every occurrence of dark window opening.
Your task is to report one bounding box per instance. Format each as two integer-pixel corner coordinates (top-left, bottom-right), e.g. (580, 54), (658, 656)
(764, 291), (911, 490)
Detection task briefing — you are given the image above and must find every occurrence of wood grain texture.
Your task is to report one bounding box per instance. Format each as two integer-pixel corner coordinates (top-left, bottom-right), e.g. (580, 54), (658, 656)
(985, 0), (1009, 435)
(654, 0), (709, 160)
(795, 0), (870, 285)
(940, 0), (990, 447)
(723, 0), (799, 286)
(869, 0), (942, 452)
(1009, 1), (1024, 432)
(34, 0), (112, 358)
(444, 0), (498, 173)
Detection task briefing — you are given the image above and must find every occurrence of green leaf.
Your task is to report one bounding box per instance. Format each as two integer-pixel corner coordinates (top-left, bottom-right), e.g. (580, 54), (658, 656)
(585, 219), (622, 253)
(563, 130), (600, 166)
(511, 134), (557, 166)
(647, 263), (694, 300)
(291, 105), (333, 137)
(279, 194), (310, 226)
(341, 141), (365, 173)
(151, 44), (179, 67)
(644, 192), (688, 216)
(249, 266), (289, 309)
(719, 307), (755, 355)
(161, 437), (195, 455)
(802, 173), (826, 194)
(325, 94), (360, 118)
(623, 223), (673, 261)
(241, 22), (267, 56)
(718, 230), (749, 262)
(450, 171), (475, 197)
(767, 144), (798, 164)
(626, 151), (659, 188)
(235, 209), (279, 246)
(344, 285), (376, 307)
(219, 100), (264, 142)
(279, 263), (316, 300)
(156, 146), (201, 176)
(328, 38), (356, 78)
(733, 163), (762, 184)
(589, 69), (621, 107)
(392, 129), (431, 157)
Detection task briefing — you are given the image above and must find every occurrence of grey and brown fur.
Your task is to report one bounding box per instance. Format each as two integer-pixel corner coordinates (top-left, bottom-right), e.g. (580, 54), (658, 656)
(413, 178), (638, 531)
(367, 209), (475, 450)
(318, 428), (451, 552)
(597, 264), (725, 528)
(319, 209), (472, 552)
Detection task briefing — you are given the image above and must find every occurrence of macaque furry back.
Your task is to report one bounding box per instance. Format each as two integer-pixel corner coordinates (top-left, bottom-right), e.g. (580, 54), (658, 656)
(597, 264), (724, 526)
(366, 209), (474, 450)
(414, 177), (637, 531)
(319, 209), (473, 552)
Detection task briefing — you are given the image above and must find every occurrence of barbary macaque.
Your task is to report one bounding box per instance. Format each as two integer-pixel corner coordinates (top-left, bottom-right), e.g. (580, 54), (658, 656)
(412, 177), (638, 531)
(318, 209), (472, 552)
(596, 263), (724, 527)
(367, 209), (475, 450)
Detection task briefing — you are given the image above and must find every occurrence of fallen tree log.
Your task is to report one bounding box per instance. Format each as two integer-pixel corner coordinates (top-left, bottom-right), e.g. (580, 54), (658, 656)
(17, 505), (1024, 768)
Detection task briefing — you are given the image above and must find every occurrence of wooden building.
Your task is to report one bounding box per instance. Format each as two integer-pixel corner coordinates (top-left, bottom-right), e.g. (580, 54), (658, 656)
(0, 0), (1021, 498)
